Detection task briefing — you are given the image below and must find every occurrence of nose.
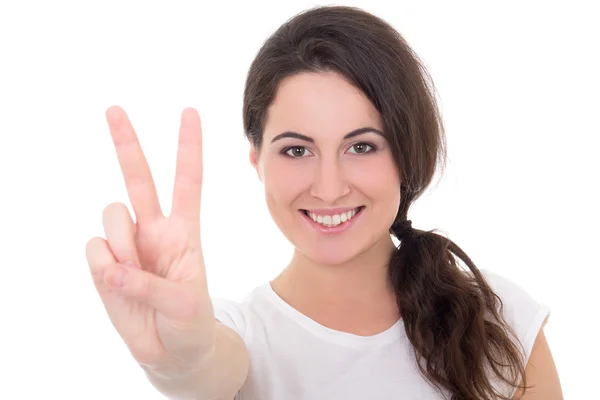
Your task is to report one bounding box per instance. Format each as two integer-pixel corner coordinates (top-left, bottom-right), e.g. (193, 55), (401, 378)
(309, 156), (351, 203)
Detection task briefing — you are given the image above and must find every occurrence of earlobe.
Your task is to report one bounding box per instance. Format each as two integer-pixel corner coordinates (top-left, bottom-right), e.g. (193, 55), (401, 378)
(249, 146), (263, 182)
(249, 146), (257, 169)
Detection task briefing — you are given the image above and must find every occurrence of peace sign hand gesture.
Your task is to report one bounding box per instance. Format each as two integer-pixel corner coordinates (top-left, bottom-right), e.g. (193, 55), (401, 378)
(86, 106), (216, 375)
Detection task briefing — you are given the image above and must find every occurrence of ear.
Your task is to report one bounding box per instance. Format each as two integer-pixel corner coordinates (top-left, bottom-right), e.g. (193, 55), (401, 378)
(249, 145), (263, 182)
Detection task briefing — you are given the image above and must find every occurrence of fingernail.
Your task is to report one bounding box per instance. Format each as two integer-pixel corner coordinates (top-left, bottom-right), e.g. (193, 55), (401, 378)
(108, 267), (128, 287)
(123, 260), (139, 269)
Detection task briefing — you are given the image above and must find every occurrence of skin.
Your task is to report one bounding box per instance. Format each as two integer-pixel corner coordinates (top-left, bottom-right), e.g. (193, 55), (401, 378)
(513, 322), (563, 399)
(250, 71), (402, 336)
(249, 71), (563, 399)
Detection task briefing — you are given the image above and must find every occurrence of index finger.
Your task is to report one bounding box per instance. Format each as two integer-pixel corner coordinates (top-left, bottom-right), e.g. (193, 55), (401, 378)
(171, 107), (203, 223)
(106, 106), (162, 222)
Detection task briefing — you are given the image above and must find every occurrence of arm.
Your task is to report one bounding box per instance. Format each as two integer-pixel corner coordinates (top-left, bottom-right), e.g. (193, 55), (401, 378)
(143, 321), (249, 400)
(512, 328), (563, 400)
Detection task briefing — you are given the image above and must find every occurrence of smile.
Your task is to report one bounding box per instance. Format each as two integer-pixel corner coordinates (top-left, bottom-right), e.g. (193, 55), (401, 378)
(300, 206), (365, 233)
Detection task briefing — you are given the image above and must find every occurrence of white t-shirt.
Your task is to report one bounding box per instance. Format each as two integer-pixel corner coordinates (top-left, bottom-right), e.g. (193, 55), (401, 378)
(212, 269), (550, 400)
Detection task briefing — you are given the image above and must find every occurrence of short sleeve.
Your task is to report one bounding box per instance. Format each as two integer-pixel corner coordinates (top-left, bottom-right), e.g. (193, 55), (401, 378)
(482, 269), (551, 359)
(211, 297), (248, 339)
(481, 269), (551, 397)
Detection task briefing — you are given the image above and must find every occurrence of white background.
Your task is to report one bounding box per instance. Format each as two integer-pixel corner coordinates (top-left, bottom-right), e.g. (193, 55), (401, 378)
(0, 0), (597, 398)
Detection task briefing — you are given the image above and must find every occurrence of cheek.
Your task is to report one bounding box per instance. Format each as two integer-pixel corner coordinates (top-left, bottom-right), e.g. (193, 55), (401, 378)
(262, 156), (311, 204)
(348, 154), (400, 197)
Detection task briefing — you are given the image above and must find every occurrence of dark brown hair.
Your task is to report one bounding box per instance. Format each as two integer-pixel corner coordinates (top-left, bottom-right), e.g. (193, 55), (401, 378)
(243, 6), (528, 399)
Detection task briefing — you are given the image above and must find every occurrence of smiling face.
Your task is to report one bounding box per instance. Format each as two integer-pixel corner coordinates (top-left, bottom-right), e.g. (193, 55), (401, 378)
(250, 71), (401, 266)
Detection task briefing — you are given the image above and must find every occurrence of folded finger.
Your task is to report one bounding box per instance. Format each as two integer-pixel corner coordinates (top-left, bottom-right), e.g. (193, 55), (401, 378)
(86, 236), (116, 280)
(102, 202), (141, 267)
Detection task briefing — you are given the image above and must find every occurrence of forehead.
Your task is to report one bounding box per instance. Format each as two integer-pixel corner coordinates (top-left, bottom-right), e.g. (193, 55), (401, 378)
(264, 71), (383, 138)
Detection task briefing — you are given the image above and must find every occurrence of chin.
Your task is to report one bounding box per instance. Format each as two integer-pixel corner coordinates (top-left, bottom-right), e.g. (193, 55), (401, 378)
(300, 243), (367, 267)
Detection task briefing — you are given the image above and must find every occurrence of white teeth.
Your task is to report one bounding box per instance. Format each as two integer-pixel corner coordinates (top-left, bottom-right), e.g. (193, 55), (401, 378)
(306, 208), (361, 227)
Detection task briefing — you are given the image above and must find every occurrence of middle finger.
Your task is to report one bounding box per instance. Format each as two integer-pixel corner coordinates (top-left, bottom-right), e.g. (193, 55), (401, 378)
(106, 106), (162, 222)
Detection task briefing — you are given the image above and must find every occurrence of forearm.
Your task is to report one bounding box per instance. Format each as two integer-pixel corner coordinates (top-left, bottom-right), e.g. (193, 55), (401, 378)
(143, 322), (248, 400)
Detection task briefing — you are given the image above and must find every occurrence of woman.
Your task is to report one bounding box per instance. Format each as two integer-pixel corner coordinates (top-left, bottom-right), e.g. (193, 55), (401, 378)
(86, 5), (562, 400)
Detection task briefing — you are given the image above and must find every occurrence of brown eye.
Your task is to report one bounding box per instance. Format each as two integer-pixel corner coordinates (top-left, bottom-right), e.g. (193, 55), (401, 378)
(348, 143), (374, 154)
(284, 146), (312, 157)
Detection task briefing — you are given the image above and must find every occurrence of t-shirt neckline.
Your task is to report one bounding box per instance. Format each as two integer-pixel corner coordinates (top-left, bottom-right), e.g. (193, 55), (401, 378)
(260, 281), (405, 348)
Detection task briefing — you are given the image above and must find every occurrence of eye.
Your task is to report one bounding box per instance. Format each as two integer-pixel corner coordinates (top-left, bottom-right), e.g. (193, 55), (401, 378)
(347, 142), (375, 154)
(283, 146), (313, 158)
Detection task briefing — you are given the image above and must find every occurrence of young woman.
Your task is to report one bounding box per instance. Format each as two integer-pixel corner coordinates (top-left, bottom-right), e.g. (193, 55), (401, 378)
(86, 6), (562, 400)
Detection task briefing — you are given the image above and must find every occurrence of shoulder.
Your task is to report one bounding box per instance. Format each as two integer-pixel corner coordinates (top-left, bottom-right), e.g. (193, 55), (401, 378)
(211, 284), (267, 339)
(479, 269), (551, 358)
(212, 297), (247, 337)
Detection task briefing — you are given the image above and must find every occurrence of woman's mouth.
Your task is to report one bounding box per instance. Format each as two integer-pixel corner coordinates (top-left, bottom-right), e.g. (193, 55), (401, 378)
(299, 206), (365, 233)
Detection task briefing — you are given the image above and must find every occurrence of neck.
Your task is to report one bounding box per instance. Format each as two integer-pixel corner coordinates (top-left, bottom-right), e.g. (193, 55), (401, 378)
(271, 234), (399, 316)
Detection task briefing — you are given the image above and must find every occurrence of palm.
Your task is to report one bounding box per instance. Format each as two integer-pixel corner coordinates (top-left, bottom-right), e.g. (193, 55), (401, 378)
(88, 106), (212, 370)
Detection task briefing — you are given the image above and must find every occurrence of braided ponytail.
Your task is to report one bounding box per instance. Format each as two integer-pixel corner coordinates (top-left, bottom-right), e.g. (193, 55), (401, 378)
(388, 208), (528, 399)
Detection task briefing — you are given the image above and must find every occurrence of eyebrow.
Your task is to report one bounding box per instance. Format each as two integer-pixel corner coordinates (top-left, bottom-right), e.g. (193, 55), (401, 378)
(270, 127), (385, 144)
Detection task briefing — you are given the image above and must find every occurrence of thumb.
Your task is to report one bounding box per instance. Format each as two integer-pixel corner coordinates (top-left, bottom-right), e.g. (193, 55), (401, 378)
(104, 263), (200, 321)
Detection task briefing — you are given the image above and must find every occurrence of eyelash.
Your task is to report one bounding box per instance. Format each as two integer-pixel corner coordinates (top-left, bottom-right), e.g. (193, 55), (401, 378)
(281, 142), (377, 158)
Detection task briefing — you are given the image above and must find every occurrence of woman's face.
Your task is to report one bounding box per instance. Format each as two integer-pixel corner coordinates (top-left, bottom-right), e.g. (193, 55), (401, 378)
(250, 71), (401, 265)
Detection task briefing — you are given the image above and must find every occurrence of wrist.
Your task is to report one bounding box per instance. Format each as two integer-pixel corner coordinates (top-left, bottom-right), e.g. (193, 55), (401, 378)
(141, 342), (216, 381)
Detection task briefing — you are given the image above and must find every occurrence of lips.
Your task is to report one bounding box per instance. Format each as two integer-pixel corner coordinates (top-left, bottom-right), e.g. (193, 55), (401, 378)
(301, 205), (363, 216)
(300, 206), (365, 232)
(302, 206), (362, 216)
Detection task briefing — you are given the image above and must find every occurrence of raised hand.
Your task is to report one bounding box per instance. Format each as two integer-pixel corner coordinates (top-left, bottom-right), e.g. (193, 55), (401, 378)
(86, 106), (215, 375)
